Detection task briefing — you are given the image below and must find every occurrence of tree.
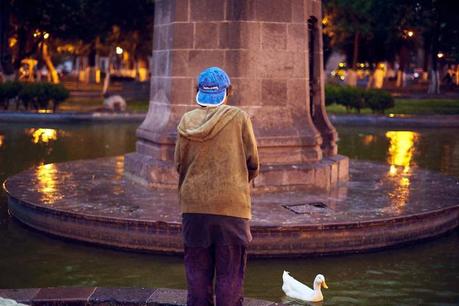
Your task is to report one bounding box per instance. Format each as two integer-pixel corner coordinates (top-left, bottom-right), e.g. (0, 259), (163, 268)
(5, 0), (154, 89)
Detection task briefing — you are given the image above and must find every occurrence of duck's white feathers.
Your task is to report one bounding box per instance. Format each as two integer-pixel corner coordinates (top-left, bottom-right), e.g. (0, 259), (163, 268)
(282, 271), (324, 302)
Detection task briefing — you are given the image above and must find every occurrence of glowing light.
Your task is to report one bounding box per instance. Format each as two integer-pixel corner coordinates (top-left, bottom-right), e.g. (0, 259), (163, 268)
(437, 52), (444, 59)
(359, 63), (365, 68)
(407, 31), (414, 37)
(38, 109), (53, 114)
(28, 128), (58, 144)
(413, 72), (419, 78)
(389, 113), (395, 118)
(36, 163), (62, 204)
(33, 30), (41, 38)
(322, 16), (329, 25)
(338, 62), (345, 68)
(43, 32), (50, 39)
(116, 46), (124, 55)
(9, 37), (17, 48)
(361, 135), (375, 145)
(0, 134), (4, 147)
(386, 131), (417, 212)
(386, 131), (418, 176)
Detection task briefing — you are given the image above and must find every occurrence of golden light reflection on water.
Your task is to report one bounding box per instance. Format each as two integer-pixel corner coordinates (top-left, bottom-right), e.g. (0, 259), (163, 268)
(28, 128), (58, 144)
(386, 131), (418, 175)
(36, 163), (62, 204)
(385, 131), (418, 211)
(113, 156), (125, 195)
(0, 134), (4, 148)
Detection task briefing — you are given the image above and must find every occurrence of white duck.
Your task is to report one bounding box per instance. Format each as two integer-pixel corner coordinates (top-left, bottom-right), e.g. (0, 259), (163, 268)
(282, 271), (328, 302)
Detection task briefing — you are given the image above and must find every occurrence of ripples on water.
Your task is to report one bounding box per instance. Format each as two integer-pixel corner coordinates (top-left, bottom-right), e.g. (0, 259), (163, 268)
(0, 123), (458, 305)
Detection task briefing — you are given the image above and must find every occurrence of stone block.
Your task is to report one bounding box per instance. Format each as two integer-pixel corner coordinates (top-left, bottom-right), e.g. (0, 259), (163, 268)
(0, 289), (40, 303)
(154, 0), (175, 25)
(314, 165), (330, 190)
(153, 24), (171, 50)
(338, 156), (349, 182)
(194, 22), (219, 49)
(188, 50), (224, 77)
(147, 288), (187, 305)
(224, 50), (258, 77)
(262, 79), (287, 106)
(287, 78), (307, 110)
(291, 0), (305, 22)
(219, 22), (260, 50)
(226, 0), (257, 20)
(262, 23), (287, 50)
(190, 0), (225, 21)
(172, 23), (194, 49)
(330, 161), (338, 186)
(170, 50), (190, 76)
(32, 287), (95, 306)
(229, 78), (260, 106)
(256, 50), (304, 78)
(287, 24), (307, 51)
(152, 51), (170, 76)
(170, 77), (193, 105)
(256, 0), (292, 22)
(175, 0), (190, 21)
(89, 287), (156, 305)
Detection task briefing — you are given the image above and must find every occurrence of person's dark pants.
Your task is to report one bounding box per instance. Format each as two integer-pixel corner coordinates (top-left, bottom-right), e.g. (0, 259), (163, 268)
(184, 244), (247, 306)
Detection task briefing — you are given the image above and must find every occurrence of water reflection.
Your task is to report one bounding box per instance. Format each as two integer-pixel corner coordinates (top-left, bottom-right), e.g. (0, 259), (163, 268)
(385, 131), (418, 175)
(385, 131), (418, 212)
(361, 134), (375, 145)
(28, 128), (58, 144)
(36, 163), (62, 204)
(0, 134), (4, 148)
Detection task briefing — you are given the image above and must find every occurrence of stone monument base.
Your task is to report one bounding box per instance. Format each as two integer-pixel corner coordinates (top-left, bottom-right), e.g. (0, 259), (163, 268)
(124, 152), (349, 192)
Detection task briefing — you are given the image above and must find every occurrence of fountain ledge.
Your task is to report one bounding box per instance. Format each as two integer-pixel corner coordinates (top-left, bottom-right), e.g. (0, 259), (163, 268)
(4, 157), (459, 257)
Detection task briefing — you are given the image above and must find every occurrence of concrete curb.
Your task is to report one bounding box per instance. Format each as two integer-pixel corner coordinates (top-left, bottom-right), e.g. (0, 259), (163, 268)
(0, 112), (146, 124)
(329, 114), (459, 128)
(1, 112), (458, 127)
(0, 287), (282, 306)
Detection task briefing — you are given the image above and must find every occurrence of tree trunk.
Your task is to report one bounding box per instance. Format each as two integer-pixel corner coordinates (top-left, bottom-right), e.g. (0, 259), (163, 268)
(352, 31), (360, 68)
(41, 42), (59, 83)
(102, 51), (113, 95)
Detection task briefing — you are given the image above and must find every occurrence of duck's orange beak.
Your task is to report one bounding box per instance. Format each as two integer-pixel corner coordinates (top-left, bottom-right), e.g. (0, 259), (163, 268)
(322, 281), (328, 289)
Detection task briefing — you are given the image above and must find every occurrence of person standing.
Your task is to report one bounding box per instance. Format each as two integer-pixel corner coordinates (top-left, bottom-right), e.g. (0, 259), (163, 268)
(174, 66), (259, 306)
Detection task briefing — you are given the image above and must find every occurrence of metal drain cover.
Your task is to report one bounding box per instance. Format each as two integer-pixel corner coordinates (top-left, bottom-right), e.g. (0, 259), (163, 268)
(282, 202), (328, 214)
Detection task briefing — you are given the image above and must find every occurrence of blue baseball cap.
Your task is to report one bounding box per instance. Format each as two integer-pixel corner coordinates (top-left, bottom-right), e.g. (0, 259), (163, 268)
(196, 67), (231, 107)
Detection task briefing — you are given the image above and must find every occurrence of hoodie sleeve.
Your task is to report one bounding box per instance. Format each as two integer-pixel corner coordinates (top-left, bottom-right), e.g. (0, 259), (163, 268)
(242, 113), (259, 182)
(174, 133), (182, 174)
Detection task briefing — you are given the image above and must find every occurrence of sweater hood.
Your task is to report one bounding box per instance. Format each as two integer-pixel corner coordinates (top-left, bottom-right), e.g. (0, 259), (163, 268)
(177, 105), (241, 142)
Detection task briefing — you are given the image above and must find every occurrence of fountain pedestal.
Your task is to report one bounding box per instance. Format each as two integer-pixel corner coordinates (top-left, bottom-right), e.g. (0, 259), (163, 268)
(124, 0), (348, 192)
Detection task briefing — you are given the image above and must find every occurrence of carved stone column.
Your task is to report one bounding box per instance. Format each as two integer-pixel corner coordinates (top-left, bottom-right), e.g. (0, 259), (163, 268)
(125, 0), (348, 192)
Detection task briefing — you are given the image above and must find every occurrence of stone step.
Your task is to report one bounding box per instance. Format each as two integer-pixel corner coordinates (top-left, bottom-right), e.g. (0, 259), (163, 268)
(0, 288), (283, 306)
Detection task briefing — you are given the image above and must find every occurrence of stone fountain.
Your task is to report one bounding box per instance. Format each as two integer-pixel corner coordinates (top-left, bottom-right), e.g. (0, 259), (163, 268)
(4, 0), (458, 257)
(124, 0), (348, 193)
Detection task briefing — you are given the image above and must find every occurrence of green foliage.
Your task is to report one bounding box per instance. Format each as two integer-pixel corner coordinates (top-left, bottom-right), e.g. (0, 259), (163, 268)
(10, 82), (70, 112)
(0, 81), (23, 109)
(325, 84), (394, 114)
(364, 89), (394, 114)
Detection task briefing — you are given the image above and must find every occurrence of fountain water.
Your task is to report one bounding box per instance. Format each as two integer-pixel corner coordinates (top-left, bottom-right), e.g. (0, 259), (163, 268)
(4, 0), (458, 257)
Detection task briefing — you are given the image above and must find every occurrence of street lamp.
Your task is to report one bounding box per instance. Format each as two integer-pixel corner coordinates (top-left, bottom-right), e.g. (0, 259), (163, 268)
(116, 46), (124, 55)
(437, 52), (445, 59)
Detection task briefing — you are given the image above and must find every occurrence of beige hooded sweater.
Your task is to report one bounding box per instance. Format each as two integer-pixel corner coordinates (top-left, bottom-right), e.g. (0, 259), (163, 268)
(174, 104), (259, 219)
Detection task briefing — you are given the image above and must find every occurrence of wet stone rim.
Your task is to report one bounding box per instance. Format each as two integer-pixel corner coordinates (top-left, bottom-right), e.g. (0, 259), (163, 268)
(3, 157), (459, 257)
